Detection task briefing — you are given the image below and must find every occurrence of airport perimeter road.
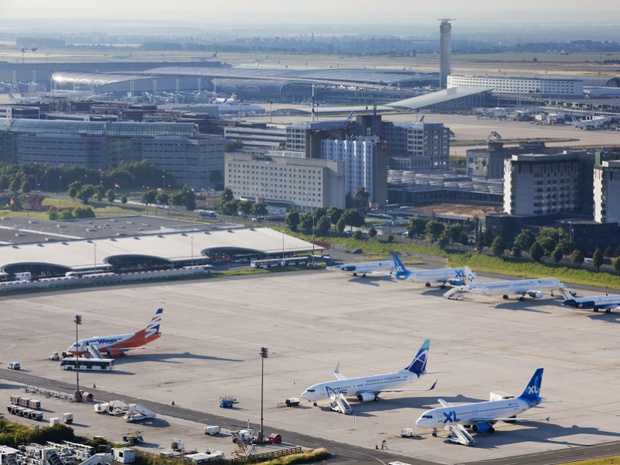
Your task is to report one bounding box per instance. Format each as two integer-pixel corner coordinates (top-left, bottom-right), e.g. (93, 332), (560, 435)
(2, 270), (620, 464)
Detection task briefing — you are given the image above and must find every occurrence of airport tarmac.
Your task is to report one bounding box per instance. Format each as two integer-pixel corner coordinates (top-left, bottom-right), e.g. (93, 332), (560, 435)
(2, 269), (620, 464)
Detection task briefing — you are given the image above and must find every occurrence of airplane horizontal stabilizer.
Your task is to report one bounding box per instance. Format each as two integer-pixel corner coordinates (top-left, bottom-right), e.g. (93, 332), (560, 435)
(438, 398), (453, 408)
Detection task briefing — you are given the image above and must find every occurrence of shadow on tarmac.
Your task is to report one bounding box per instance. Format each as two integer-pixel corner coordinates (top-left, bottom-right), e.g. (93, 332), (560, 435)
(115, 352), (243, 365)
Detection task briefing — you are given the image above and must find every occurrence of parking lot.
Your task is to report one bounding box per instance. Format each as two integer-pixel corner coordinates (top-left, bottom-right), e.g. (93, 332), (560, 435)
(2, 268), (620, 464)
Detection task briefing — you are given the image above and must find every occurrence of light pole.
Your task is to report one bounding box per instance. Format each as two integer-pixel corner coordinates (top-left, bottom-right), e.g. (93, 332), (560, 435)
(190, 236), (194, 266)
(93, 243), (97, 268)
(162, 174), (165, 192)
(259, 347), (268, 442)
(74, 315), (82, 402)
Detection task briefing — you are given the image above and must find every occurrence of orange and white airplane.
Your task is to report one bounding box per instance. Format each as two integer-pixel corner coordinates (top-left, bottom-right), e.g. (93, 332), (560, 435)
(65, 308), (162, 357)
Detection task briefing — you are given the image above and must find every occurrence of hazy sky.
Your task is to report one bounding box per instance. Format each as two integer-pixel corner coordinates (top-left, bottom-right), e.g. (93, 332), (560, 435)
(2, 0), (620, 25)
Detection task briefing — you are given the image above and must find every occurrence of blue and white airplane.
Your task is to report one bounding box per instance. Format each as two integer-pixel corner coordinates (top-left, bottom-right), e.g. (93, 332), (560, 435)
(327, 260), (394, 277)
(300, 339), (436, 405)
(561, 292), (620, 313)
(416, 368), (548, 440)
(392, 253), (465, 288)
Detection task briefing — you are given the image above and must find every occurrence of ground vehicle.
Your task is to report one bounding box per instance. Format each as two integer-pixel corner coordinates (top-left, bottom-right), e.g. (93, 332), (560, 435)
(49, 352), (60, 361)
(95, 400), (129, 415)
(219, 396), (234, 408)
(7, 362), (20, 370)
(250, 256), (308, 269)
(285, 397), (300, 407)
(351, 248), (363, 254)
(62, 413), (73, 424)
(204, 425), (221, 435)
(60, 357), (115, 371)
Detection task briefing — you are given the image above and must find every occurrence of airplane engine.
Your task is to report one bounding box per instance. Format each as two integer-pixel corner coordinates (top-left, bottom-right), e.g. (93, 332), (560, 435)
(357, 392), (377, 402)
(472, 422), (494, 434)
(341, 266), (356, 271)
(528, 291), (544, 299)
(451, 279), (465, 286)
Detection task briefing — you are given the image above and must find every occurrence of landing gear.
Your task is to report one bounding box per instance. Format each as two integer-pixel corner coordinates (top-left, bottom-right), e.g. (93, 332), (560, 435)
(352, 273), (358, 277)
(503, 294), (509, 300)
(313, 402), (317, 406)
(425, 282), (431, 287)
(432, 428), (438, 437)
(519, 296), (525, 301)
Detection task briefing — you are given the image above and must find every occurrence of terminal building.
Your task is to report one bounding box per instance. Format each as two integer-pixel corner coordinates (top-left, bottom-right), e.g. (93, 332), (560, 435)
(382, 121), (450, 170)
(448, 75), (584, 97)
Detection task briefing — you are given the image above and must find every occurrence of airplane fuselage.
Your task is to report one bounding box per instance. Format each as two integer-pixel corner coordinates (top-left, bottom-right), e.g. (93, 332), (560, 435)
(563, 294), (620, 310)
(395, 267), (465, 284)
(301, 371), (419, 402)
(328, 260), (394, 275)
(468, 278), (563, 296)
(416, 397), (531, 429)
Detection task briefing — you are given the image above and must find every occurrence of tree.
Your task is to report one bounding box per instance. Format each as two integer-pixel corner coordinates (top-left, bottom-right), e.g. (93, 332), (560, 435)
(352, 230), (363, 240)
(315, 216), (331, 236)
(220, 200), (238, 216)
(225, 140), (244, 152)
(386, 234), (394, 243)
(73, 206), (95, 219)
(48, 209), (59, 220)
(437, 231), (451, 250)
(141, 190), (157, 206)
(368, 226), (377, 239)
(237, 200), (253, 216)
(94, 185), (104, 202)
(180, 184), (196, 211)
(251, 202), (268, 217)
(604, 246), (613, 258)
(425, 220), (445, 243)
(592, 247), (604, 270)
(299, 212), (314, 233)
(408, 217), (427, 237)
(285, 211), (300, 232)
(570, 249), (584, 267)
(106, 189), (116, 203)
(121, 195), (128, 205)
(514, 229), (536, 251)
(328, 207), (344, 226)
(491, 235), (506, 257)
(336, 217), (346, 233)
(551, 246), (564, 263)
(511, 245), (522, 258)
(614, 257), (620, 273)
(347, 187), (369, 209)
(20, 179), (31, 193)
(341, 209), (365, 230)
(220, 187), (234, 203)
(537, 235), (557, 255)
(60, 210), (74, 220)
(67, 181), (81, 201)
(77, 184), (95, 204)
(530, 242), (544, 262)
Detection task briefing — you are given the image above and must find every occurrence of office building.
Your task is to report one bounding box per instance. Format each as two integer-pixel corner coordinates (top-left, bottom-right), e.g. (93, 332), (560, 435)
(504, 153), (582, 216)
(225, 152), (346, 210)
(448, 75), (583, 97)
(320, 136), (388, 205)
(382, 121), (450, 170)
(594, 160), (620, 224)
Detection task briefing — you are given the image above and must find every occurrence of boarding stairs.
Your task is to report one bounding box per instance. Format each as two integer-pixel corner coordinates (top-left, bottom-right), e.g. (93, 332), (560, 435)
(327, 388), (353, 415)
(442, 286), (464, 300)
(43, 449), (65, 465)
(86, 345), (104, 359)
(445, 425), (475, 446)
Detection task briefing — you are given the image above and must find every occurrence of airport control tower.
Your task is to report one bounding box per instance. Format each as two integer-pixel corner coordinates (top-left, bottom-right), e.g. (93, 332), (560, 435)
(438, 18), (455, 88)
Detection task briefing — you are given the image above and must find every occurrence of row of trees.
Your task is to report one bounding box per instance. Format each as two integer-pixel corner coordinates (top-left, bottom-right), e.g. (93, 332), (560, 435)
(218, 188), (268, 217)
(141, 184), (197, 211)
(286, 207), (365, 235)
(0, 161), (176, 194)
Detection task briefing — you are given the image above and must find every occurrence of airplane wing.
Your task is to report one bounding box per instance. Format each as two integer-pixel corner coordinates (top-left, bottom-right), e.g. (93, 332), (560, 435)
(378, 379), (438, 393)
(333, 362), (347, 380)
(438, 398), (453, 408)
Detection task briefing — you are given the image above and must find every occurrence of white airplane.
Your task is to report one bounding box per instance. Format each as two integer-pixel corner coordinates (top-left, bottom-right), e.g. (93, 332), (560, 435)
(112, 52), (133, 60)
(65, 308), (162, 357)
(416, 368), (547, 443)
(561, 292), (620, 313)
(392, 253), (465, 288)
(326, 260), (394, 277)
(8, 93), (40, 104)
(215, 93), (238, 104)
(300, 339), (436, 405)
(443, 266), (567, 301)
(570, 114), (611, 130)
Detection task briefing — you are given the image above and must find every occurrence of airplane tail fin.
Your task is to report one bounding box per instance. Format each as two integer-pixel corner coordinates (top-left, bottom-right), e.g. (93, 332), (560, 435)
(463, 266), (479, 285)
(144, 308), (163, 339)
(8, 93), (14, 99)
(404, 339), (430, 376)
(419, 115), (425, 122)
(392, 253), (409, 280)
(518, 368), (544, 406)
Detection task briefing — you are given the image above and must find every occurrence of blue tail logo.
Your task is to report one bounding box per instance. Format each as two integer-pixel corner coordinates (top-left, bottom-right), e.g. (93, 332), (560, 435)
(405, 339), (430, 375)
(519, 368), (544, 406)
(392, 253), (409, 280)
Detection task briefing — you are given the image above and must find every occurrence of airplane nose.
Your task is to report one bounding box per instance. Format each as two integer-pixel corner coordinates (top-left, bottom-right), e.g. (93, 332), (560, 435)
(415, 417), (425, 427)
(300, 391), (310, 400)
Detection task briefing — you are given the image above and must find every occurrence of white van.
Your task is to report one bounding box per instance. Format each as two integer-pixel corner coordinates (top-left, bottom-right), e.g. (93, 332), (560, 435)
(7, 362), (21, 370)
